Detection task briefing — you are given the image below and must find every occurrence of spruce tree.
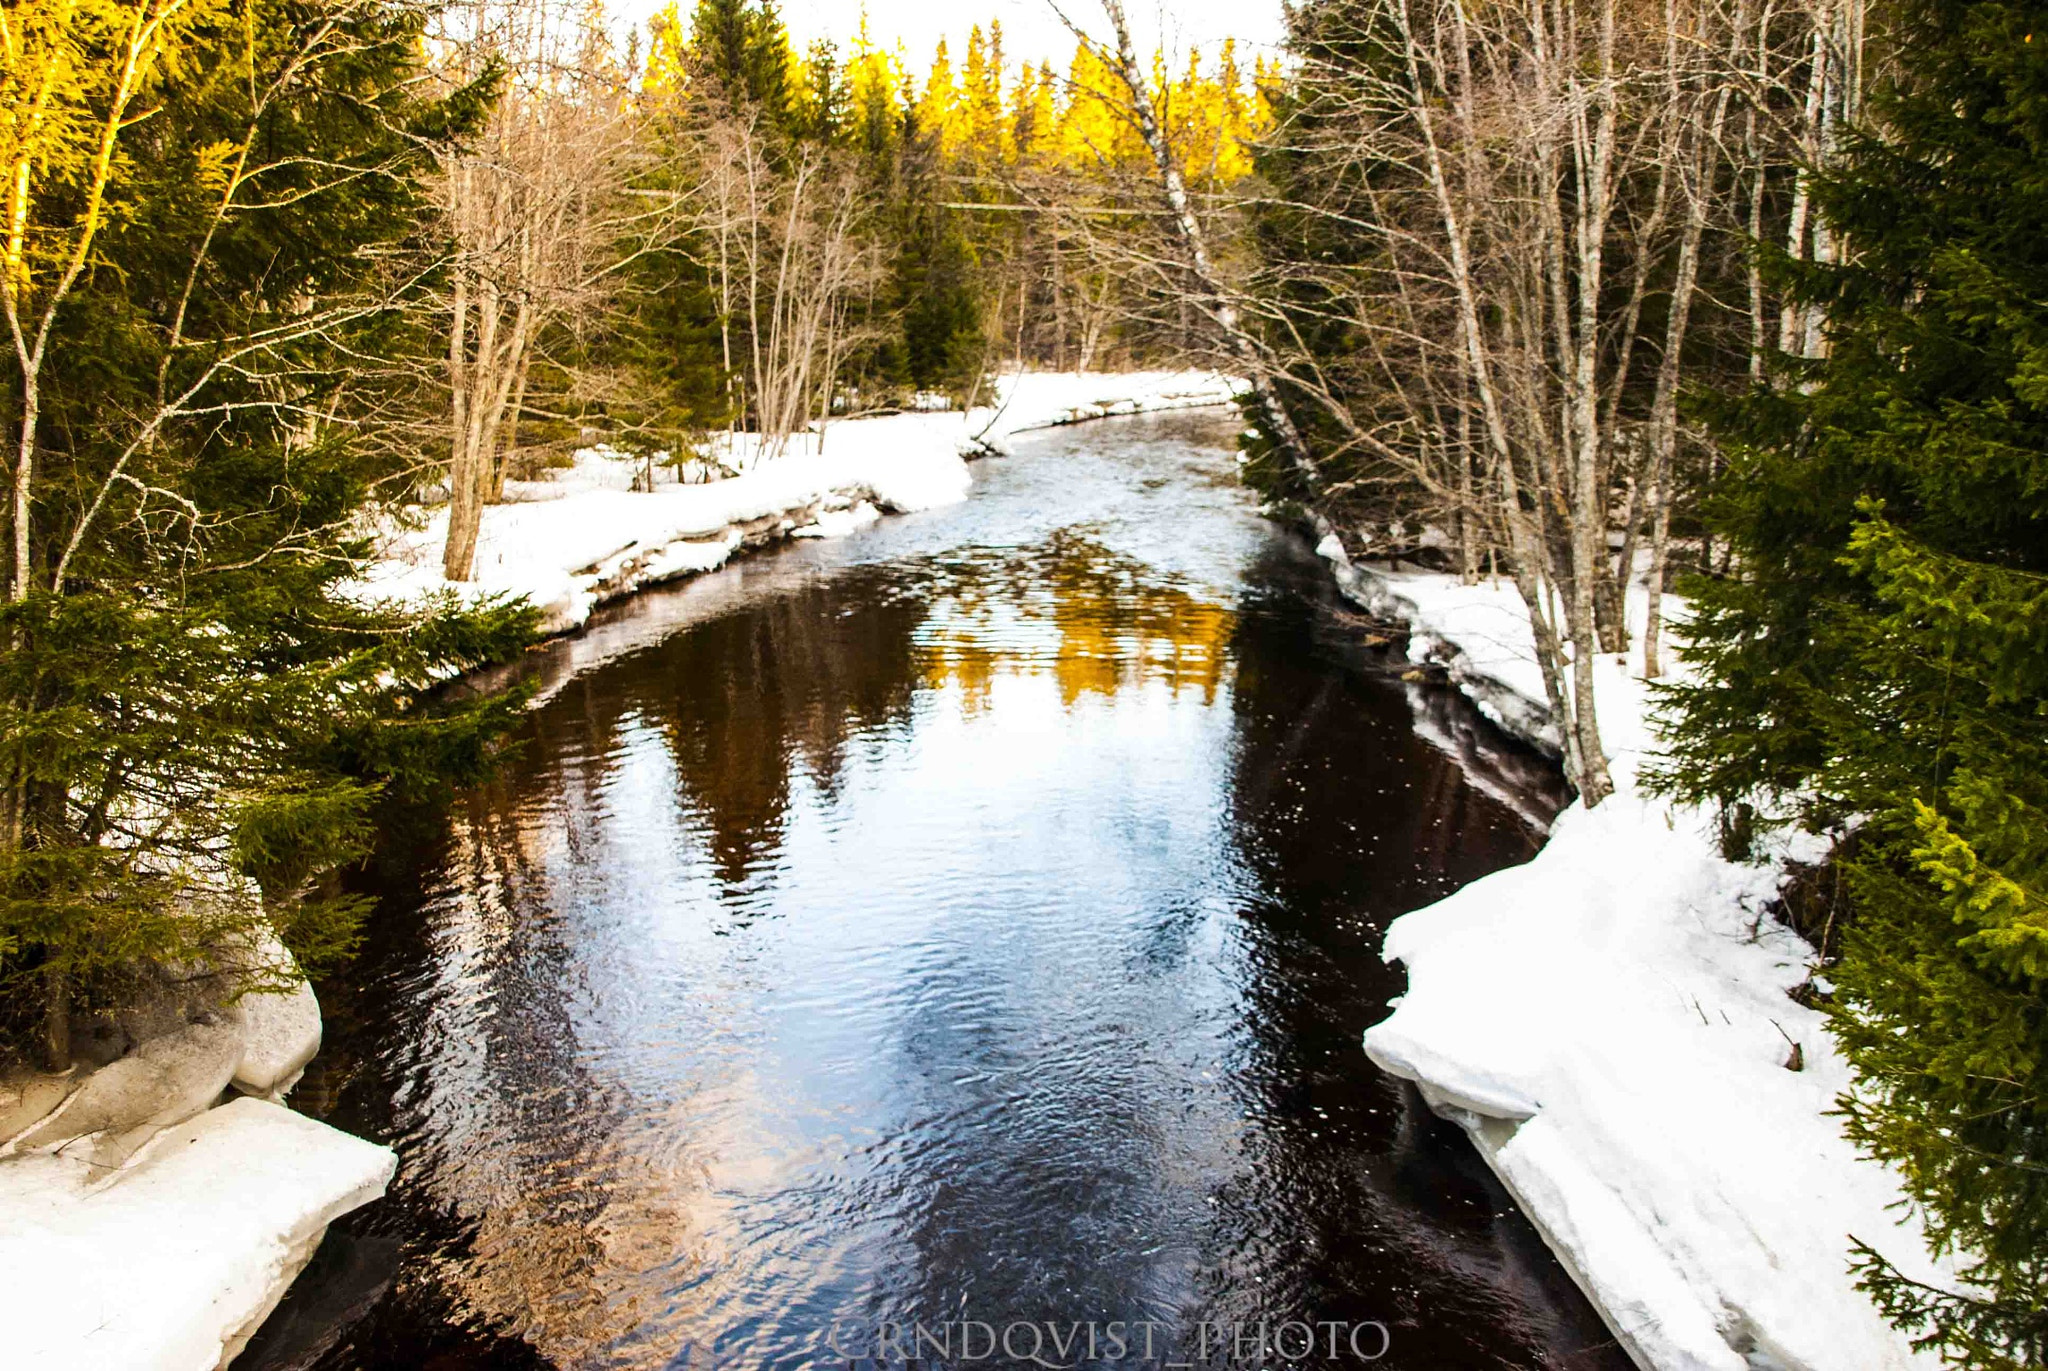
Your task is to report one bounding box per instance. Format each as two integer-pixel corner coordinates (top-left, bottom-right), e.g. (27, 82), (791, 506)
(891, 104), (986, 398)
(0, 0), (533, 1065)
(685, 0), (791, 119)
(1655, 0), (2048, 1359)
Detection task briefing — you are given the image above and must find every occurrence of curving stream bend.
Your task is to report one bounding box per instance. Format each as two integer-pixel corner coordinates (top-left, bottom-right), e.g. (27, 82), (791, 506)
(279, 410), (1627, 1371)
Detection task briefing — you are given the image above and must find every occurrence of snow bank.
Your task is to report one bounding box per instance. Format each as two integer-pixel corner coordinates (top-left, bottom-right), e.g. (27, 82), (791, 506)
(352, 422), (968, 636)
(973, 368), (1242, 436)
(353, 370), (1242, 636)
(0, 1097), (396, 1371)
(1325, 547), (1950, 1371)
(1323, 550), (1565, 755)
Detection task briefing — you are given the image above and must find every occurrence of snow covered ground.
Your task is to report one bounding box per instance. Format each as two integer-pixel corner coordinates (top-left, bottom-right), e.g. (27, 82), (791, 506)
(352, 370), (1241, 636)
(0, 1098), (395, 1371)
(1321, 543), (1952, 1371)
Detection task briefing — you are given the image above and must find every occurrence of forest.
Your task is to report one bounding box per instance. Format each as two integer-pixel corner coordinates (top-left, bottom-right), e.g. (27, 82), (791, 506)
(2, 0), (2045, 1362)
(0, 0), (1266, 1056)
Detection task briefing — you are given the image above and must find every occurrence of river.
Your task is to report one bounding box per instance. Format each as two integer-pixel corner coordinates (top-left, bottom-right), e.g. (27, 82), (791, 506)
(276, 410), (1627, 1371)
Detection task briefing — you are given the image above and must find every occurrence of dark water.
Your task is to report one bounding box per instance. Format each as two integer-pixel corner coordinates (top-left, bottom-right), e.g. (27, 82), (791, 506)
(289, 411), (1623, 1371)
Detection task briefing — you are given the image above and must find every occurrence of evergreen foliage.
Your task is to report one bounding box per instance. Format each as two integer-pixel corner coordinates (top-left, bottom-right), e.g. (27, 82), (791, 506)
(891, 104), (987, 396)
(0, 0), (535, 1059)
(1654, 0), (2048, 1358)
(684, 0), (791, 116)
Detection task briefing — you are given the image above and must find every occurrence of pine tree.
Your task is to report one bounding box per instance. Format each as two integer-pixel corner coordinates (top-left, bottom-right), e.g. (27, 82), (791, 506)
(1654, 0), (2048, 1359)
(0, 0), (534, 1064)
(1011, 61), (1058, 166)
(684, 0), (790, 118)
(961, 23), (1007, 172)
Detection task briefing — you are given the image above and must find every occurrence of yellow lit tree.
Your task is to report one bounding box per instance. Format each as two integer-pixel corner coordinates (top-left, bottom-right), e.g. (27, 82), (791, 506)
(1, 0), (219, 603)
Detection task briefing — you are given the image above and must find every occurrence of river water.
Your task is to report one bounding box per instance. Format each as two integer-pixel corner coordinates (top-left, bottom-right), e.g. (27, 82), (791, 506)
(286, 411), (1624, 1371)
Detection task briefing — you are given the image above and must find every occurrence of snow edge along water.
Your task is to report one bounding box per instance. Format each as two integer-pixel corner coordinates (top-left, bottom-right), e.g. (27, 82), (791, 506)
(1316, 538), (1956, 1371)
(347, 370), (1246, 640)
(0, 372), (1247, 1371)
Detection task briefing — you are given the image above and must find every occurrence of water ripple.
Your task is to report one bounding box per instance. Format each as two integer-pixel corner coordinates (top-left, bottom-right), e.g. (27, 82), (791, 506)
(299, 412), (1607, 1371)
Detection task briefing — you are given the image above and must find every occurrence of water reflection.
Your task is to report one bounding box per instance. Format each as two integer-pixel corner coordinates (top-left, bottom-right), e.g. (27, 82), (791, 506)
(294, 411), (1615, 1371)
(918, 533), (1235, 711)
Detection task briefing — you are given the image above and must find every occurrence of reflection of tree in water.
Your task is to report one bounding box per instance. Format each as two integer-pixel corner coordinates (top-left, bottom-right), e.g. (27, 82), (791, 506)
(315, 780), (656, 1359)
(314, 569), (934, 1364)
(418, 805), (756, 1363)
(636, 569), (927, 889)
(917, 531), (1237, 712)
(847, 538), (1610, 1371)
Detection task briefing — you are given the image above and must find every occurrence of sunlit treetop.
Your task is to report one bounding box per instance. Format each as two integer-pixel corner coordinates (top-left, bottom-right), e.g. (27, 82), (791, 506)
(638, 1), (1267, 182)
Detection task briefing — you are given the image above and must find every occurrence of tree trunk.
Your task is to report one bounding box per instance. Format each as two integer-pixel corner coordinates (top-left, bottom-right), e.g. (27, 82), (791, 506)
(1599, 462), (1642, 654)
(1456, 398), (1478, 583)
(11, 377), (36, 602)
(1095, 0), (1316, 497)
(1643, 74), (1731, 676)
(491, 351), (529, 504)
(1558, 0), (1621, 805)
(38, 964), (69, 1073)
(1642, 473), (1674, 679)
(442, 260), (485, 581)
(1779, 16), (1827, 353)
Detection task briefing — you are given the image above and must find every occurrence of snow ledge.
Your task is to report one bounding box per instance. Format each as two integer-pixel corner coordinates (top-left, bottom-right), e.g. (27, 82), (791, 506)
(0, 1097), (395, 1371)
(1331, 554), (1952, 1371)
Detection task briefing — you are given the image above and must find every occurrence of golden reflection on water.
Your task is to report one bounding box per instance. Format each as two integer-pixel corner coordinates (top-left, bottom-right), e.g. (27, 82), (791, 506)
(405, 538), (1246, 1362)
(404, 808), (725, 1360)
(917, 533), (1235, 712)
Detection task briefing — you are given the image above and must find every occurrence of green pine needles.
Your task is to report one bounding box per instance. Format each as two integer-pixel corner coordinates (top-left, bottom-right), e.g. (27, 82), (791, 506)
(0, 0), (535, 1067)
(1653, 0), (2048, 1360)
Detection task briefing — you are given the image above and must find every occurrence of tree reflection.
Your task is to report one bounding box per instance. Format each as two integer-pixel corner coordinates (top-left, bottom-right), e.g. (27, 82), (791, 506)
(917, 532), (1236, 711)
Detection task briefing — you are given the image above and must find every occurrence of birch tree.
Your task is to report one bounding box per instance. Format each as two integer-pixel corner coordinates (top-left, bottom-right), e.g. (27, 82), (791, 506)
(696, 119), (876, 450)
(434, 0), (659, 581)
(1232, 0), (1873, 803)
(1, 0), (215, 607)
(1052, 0), (1319, 496)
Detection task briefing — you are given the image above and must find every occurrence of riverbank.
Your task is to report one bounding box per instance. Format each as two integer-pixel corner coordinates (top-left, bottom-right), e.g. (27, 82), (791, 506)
(1320, 543), (1953, 1371)
(351, 370), (1242, 636)
(0, 950), (396, 1371)
(0, 371), (1244, 1371)
(0, 1101), (395, 1370)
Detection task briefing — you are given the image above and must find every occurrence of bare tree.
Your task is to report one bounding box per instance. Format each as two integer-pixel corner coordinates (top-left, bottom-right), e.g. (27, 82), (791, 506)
(703, 120), (877, 452)
(1049, 0), (1319, 496)
(432, 0), (662, 581)
(1208, 0), (1876, 803)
